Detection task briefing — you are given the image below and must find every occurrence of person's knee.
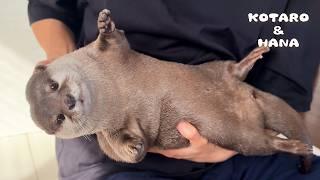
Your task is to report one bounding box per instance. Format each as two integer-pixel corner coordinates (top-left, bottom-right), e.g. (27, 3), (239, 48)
(106, 172), (169, 180)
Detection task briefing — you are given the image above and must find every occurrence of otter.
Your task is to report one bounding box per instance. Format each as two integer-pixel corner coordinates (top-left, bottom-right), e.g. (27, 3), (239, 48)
(26, 9), (313, 173)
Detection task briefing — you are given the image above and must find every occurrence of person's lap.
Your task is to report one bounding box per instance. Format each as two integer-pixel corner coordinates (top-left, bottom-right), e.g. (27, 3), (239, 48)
(106, 154), (320, 180)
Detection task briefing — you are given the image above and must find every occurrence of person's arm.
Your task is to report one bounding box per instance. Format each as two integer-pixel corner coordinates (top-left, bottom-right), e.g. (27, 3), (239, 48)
(31, 19), (76, 60)
(28, 0), (80, 61)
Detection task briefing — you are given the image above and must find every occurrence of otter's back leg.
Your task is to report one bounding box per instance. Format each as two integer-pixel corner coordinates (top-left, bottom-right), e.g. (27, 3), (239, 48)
(226, 128), (312, 157)
(231, 46), (270, 81)
(95, 9), (127, 51)
(254, 90), (313, 173)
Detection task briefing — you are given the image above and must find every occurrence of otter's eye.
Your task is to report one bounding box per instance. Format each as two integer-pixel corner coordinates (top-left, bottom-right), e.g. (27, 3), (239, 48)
(49, 80), (59, 91)
(56, 114), (65, 124)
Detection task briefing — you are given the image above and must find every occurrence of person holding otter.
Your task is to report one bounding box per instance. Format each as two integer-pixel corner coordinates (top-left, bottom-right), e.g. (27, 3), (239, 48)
(28, 0), (320, 180)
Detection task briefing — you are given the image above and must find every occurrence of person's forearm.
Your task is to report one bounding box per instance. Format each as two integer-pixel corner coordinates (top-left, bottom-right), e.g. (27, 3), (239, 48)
(31, 19), (76, 59)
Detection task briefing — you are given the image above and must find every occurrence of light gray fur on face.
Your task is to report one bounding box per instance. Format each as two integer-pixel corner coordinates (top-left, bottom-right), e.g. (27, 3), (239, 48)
(26, 56), (97, 139)
(48, 57), (91, 114)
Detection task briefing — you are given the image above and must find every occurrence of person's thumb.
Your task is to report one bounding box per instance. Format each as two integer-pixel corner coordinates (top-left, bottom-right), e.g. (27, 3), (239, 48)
(37, 59), (54, 65)
(177, 121), (202, 142)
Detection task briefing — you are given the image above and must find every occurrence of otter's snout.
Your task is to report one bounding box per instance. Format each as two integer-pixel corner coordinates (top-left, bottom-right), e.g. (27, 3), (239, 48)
(65, 94), (76, 110)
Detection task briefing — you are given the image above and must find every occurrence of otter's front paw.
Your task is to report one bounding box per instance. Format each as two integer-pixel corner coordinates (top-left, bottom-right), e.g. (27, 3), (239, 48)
(122, 134), (146, 163)
(98, 9), (115, 34)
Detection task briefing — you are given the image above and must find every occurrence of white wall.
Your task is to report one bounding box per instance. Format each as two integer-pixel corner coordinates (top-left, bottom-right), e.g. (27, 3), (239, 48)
(0, 0), (45, 137)
(0, 1), (58, 180)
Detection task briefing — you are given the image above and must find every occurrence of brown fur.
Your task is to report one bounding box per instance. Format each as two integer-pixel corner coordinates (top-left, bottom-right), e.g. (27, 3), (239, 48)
(26, 9), (313, 173)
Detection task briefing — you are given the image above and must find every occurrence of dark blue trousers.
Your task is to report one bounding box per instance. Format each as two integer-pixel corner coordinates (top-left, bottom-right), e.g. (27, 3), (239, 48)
(106, 154), (320, 180)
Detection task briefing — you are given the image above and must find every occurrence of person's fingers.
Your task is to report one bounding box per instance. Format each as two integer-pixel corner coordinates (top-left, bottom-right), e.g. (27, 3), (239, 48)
(176, 121), (199, 140)
(158, 144), (235, 161)
(37, 59), (53, 65)
(212, 145), (237, 159)
(207, 147), (238, 162)
(148, 147), (162, 153)
(177, 121), (208, 145)
(148, 145), (197, 159)
(148, 141), (237, 162)
(152, 148), (196, 159)
(149, 121), (238, 162)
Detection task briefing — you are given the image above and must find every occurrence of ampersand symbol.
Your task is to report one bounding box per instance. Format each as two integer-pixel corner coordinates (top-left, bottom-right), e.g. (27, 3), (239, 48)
(273, 26), (284, 35)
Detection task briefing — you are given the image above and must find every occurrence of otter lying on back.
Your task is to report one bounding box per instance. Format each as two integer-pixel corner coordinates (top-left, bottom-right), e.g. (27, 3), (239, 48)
(26, 9), (313, 173)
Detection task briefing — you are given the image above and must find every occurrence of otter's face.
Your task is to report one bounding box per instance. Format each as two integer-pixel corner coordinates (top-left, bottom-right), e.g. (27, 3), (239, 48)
(26, 58), (96, 138)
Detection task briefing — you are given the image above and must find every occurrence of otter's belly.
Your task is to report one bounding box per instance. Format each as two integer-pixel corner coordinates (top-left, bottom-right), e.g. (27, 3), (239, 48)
(153, 84), (264, 149)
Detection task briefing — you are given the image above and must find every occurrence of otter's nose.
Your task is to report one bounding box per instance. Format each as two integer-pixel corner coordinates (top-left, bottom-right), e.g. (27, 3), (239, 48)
(65, 94), (76, 110)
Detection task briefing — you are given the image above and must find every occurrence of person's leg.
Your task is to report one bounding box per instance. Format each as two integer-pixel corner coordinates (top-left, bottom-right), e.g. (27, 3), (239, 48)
(56, 136), (122, 180)
(106, 171), (175, 180)
(202, 154), (320, 180)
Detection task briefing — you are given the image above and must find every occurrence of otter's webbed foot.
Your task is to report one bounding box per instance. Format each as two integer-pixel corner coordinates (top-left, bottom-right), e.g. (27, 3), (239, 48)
(98, 9), (115, 35)
(121, 132), (147, 163)
(232, 46), (270, 81)
(97, 130), (147, 163)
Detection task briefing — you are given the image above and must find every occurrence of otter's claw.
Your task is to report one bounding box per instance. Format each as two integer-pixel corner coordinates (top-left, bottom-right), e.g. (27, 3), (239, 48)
(122, 133), (146, 163)
(98, 9), (115, 34)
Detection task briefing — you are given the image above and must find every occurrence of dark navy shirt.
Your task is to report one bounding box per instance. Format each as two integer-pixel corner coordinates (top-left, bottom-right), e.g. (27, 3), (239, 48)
(28, 0), (320, 179)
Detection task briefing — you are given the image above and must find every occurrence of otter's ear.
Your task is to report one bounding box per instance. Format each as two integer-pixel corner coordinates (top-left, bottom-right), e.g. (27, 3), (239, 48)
(33, 64), (47, 74)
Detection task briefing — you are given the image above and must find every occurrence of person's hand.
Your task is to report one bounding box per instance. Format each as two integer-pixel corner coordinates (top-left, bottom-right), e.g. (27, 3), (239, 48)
(37, 59), (55, 65)
(149, 121), (238, 163)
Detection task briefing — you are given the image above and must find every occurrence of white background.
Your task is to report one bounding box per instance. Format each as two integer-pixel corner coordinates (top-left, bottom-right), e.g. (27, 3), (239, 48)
(0, 0), (45, 137)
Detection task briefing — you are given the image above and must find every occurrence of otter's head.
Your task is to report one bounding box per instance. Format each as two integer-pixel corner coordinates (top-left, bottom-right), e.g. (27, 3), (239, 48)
(26, 56), (97, 138)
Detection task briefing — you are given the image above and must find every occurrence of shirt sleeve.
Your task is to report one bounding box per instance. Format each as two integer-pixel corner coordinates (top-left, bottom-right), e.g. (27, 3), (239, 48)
(28, 0), (80, 33)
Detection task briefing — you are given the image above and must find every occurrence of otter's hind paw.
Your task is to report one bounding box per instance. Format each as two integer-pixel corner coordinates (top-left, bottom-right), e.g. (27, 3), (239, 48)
(122, 134), (146, 163)
(98, 9), (115, 34)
